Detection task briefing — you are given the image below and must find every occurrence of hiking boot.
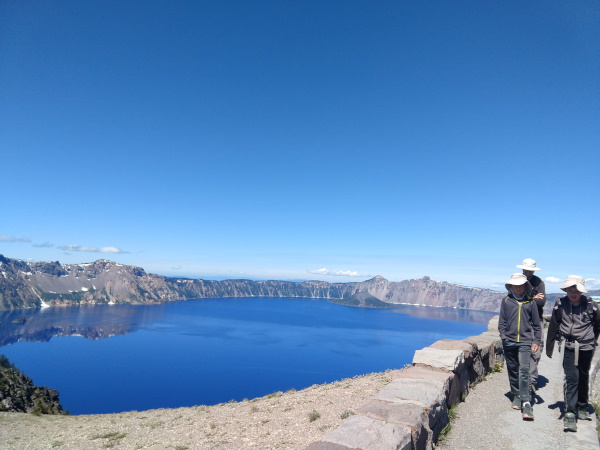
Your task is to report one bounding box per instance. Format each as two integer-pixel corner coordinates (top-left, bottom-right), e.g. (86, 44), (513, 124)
(512, 397), (521, 410)
(522, 402), (534, 420)
(578, 407), (591, 421)
(564, 412), (577, 432)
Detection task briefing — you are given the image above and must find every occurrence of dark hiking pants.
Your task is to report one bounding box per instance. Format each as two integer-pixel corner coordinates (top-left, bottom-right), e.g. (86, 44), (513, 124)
(563, 347), (594, 413)
(503, 340), (532, 404)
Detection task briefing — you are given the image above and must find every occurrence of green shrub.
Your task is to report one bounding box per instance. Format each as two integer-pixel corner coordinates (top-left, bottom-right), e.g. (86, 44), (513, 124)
(448, 404), (458, 420)
(32, 399), (52, 416)
(91, 432), (127, 441)
(340, 410), (355, 419)
(592, 400), (600, 438)
(436, 423), (452, 443)
(0, 355), (16, 370)
(308, 410), (321, 422)
(266, 391), (283, 399)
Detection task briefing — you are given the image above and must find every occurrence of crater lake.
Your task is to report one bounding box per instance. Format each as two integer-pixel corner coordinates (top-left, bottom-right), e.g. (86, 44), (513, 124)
(0, 297), (495, 415)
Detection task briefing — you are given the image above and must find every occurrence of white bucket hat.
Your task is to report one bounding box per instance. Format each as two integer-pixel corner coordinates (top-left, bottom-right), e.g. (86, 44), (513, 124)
(505, 273), (533, 292)
(560, 275), (588, 294)
(516, 258), (541, 271)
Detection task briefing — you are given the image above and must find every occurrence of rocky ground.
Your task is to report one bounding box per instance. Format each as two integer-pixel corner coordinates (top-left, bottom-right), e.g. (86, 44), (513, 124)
(0, 369), (403, 450)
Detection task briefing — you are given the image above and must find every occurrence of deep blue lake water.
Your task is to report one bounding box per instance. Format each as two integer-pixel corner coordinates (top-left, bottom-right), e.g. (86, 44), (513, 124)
(0, 297), (494, 415)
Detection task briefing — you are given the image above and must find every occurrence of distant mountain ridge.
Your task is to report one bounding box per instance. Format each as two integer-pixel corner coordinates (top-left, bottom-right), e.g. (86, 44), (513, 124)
(0, 254), (506, 311)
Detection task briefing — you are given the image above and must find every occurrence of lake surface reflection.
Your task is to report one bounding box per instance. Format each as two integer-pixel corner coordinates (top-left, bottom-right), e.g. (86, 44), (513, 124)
(0, 297), (494, 415)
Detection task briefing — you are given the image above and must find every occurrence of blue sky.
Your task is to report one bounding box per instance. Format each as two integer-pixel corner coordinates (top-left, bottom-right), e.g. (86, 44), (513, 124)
(1, 1), (598, 291)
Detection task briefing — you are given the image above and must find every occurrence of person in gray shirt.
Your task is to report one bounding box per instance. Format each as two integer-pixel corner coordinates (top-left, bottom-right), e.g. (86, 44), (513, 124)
(546, 275), (600, 432)
(498, 273), (542, 421)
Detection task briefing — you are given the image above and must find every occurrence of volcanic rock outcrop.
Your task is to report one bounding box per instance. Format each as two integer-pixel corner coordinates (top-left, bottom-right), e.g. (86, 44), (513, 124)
(0, 356), (64, 414)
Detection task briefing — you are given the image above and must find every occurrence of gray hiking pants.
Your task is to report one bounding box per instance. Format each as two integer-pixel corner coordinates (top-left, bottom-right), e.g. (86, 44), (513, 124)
(530, 328), (544, 387)
(503, 340), (532, 403)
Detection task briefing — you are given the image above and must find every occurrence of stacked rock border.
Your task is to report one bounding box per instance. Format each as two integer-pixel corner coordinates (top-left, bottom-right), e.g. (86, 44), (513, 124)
(306, 316), (504, 450)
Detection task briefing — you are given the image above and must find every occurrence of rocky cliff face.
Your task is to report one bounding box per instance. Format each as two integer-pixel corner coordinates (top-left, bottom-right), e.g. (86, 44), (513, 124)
(356, 275), (505, 311)
(0, 256), (43, 309)
(0, 255), (505, 312)
(0, 356), (64, 414)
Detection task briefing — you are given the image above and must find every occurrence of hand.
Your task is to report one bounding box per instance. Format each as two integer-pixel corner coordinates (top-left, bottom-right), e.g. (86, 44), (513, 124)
(533, 293), (544, 300)
(531, 343), (539, 353)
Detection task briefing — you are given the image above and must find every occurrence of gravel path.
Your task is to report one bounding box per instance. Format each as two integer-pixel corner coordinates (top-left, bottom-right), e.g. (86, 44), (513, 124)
(0, 369), (403, 450)
(438, 346), (599, 450)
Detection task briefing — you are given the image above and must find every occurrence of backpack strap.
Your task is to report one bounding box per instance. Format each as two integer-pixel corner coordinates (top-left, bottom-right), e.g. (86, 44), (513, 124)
(555, 297), (566, 324)
(556, 296), (597, 323)
(585, 297), (597, 322)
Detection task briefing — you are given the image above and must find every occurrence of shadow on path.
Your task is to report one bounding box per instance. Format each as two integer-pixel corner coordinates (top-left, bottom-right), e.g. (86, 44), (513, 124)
(437, 342), (599, 450)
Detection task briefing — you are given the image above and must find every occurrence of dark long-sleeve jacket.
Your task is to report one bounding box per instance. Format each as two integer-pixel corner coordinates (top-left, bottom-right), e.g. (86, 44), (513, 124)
(528, 274), (546, 319)
(498, 294), (542, 345)
(546, 295), (600, 358)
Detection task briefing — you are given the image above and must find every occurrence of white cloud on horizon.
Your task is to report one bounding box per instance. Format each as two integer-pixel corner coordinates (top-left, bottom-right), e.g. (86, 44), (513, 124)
(0, 235), (31, 243)
(57, 245), (127, 254)
(308, 268), (369, 277)
(32, 242), (54, 248)
(585, 278), (600, 290)
(545, 277), (562, 284)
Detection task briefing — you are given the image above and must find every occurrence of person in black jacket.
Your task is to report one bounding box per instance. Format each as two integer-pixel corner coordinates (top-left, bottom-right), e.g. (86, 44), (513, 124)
(546, 275), (600, 432)
(498, 273), (542, 421)
(516, 258), (546, 393)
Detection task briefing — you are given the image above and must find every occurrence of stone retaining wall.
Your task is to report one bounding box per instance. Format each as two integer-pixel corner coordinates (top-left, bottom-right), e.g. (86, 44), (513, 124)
(306, 316), (503, 450)
(588, 335), (600, 406)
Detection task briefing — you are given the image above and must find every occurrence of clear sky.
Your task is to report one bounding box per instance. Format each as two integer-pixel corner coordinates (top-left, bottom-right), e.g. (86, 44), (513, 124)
(1, 1), (598, 291)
